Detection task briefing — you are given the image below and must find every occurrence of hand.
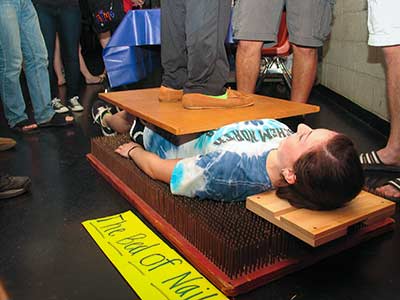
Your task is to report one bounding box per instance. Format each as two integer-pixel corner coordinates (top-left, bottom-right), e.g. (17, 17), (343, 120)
(131, 0), (144, 7)
(115, 142), (141, 159)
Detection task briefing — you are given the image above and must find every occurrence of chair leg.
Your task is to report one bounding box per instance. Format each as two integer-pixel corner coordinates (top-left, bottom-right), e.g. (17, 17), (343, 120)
(277, 58), (292, 90)
(256, 57), (274, 93)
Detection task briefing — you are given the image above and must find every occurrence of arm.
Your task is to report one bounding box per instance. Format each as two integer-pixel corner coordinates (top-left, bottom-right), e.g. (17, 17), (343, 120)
(130, 0), (144, 8)
(115, 142), (181, 183)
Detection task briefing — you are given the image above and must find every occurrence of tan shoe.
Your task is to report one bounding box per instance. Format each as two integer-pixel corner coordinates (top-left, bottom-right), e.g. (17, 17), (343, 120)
(182, 88), (255, 109)
(0, 137), (16, 151)
(159, 85), (184, 102)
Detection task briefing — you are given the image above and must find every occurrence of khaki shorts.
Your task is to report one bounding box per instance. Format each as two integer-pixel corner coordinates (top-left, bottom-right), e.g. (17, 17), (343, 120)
(232, 0), (335, 47)
(368, 0), (400, 47)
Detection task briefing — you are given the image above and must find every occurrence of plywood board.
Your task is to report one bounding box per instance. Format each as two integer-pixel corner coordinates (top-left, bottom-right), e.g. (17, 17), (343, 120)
(246, 191), (396, 247)
(99, 88), (319, 135)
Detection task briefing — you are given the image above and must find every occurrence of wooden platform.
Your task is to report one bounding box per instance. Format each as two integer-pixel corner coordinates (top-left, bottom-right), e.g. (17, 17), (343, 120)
(88, 135), (395, 296)
(246, 191), (396, 247)
(99, 88), (320, 135)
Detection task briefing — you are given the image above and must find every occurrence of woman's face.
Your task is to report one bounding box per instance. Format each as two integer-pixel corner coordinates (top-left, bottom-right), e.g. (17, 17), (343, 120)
(277, 124), (337, 166)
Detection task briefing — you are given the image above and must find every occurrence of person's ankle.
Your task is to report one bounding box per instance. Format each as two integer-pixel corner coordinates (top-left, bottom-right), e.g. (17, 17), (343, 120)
(208, 91), (228, 99)
(377, 148), (400, 166)
(102, 113), (112, 128)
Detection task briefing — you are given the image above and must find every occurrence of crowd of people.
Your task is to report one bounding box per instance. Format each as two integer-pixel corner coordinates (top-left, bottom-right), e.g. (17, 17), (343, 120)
(0, 0), (153, 198)
(1, 0), (399, 205)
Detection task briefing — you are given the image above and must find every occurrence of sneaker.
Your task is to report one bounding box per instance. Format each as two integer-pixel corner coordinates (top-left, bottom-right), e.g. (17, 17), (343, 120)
(91, 100), (116, 136)
(159, 85), (183, 102)
(0, 174), (31, 199)
(182, 88), (255, 109)
(51, 97), (69, 113)
(0, 137), (16, 151)
(129, 118), (144, 146)
(68, 96), (84, 112)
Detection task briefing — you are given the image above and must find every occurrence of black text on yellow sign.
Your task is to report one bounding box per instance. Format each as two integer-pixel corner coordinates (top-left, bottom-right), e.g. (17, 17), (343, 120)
(83, 211), (228, 300)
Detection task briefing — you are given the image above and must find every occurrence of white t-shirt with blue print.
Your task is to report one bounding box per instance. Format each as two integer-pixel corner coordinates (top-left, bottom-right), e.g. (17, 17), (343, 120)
(143, 119), (293, 202)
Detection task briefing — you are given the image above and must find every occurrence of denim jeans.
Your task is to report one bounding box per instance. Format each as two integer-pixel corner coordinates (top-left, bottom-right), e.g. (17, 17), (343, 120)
(0, 0), (54, 127)
(34, 4), (81, 99)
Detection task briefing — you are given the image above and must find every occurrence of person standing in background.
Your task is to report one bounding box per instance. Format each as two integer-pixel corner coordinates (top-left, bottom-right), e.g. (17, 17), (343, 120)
(0, 0), (73, 132)
(33, 0), (84, 113)
(359, 0), (400, 201)
(233, 0), (335, 103)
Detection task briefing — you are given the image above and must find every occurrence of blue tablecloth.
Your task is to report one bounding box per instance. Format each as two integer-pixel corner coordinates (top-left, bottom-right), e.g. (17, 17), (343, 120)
(103, 9), (161, 88)
(103, 8), (233, 88)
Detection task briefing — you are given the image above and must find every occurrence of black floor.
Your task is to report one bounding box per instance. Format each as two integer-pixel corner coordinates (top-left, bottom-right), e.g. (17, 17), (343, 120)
(0, 69), (399, 300)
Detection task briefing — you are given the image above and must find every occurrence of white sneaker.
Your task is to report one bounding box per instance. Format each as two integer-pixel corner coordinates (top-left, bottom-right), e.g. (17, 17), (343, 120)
(51, 97), (69, 113)
(91, 100), (116, 136)
(68, 96), (84, 112)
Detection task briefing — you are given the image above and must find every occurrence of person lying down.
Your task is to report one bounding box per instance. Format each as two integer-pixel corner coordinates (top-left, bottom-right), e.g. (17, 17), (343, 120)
(92, 101), (364, 211)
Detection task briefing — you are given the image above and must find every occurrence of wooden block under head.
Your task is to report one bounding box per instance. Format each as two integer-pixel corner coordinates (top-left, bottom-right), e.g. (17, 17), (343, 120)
(246, 190), (396, 247)
(99, 88), (319, 135)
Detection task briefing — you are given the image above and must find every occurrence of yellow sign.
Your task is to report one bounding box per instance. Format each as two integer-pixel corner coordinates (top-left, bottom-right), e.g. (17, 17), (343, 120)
(82, 211), (228, 300)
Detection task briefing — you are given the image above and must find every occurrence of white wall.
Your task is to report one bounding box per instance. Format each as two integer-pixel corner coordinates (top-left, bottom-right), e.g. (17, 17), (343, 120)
(320, 0), (388, 120)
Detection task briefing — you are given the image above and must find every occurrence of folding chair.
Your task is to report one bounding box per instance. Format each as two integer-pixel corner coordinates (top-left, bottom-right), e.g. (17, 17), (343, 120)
(256, 11), (292, 92)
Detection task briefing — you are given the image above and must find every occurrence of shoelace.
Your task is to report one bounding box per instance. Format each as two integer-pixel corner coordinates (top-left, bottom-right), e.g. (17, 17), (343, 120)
(52, 98), (64, 108)
(93, 106), (112, 125)
(69, 96), (80, 106)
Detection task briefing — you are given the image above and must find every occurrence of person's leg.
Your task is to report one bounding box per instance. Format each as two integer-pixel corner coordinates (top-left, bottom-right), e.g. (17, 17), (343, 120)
(98, 31), (111, 49)
(290, 45), (318, 103)
(184, 0), (231, 95)
(0, 0), (30, 128)
(79, 43), (102, 84)
(20, 0), (56, 124)
(54, 32), (66, 86)
(286, 0), (334, 103)
(104, 111), (135, 133)
(363, 0), (400, 199)
(236, 40), (264, 93)
(233, 0), (283, 94)
(57, 6), (82, 100)
(160, 0), (187, 90)
(34, 4), (58, 100)
(375, 46), (400, 165)
(92, 100), (133, 136)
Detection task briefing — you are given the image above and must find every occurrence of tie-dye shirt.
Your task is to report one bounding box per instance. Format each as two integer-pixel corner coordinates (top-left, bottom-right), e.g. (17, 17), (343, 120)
(143, 119), (293, 201)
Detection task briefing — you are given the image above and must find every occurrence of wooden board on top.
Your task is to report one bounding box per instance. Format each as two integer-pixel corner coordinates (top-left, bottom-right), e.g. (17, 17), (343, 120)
(246, 190), (396, 247)
(99, 88), (319, 135)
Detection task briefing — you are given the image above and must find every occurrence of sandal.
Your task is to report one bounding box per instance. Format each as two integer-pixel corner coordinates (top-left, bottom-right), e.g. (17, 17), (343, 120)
(11, 120), (39, 133)
(365, 175), (400, 202)
(38, 113), (74, 128)
(359, 151), (400, 173)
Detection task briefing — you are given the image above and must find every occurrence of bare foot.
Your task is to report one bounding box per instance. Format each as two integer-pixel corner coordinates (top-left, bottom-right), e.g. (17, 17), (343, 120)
(65, 115), (74, 123)
(376, 184), (400, 199)
(22, 124), (38, 132)
(12, 120), (38, 133)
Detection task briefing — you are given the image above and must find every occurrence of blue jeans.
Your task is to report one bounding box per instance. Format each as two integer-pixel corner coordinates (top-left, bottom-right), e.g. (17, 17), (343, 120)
(0, 0), (54, 127)
(34, 4), (81, 99)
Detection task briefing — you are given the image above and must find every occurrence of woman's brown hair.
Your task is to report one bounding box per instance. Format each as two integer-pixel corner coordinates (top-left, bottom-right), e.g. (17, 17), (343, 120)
(276, 134), (364, 210)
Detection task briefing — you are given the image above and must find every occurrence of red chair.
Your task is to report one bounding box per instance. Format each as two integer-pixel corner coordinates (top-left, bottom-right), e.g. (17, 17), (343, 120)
(256, 11), (292, 92)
